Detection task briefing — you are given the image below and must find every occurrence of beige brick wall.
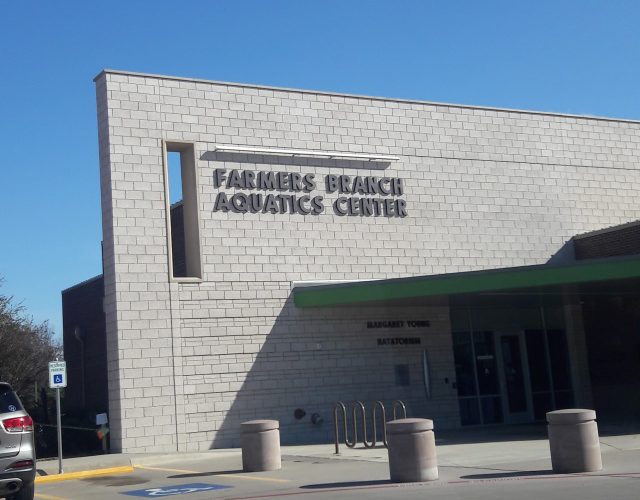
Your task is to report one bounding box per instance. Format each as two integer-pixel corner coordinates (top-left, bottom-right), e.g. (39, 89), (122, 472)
(96, 70), (640, 452)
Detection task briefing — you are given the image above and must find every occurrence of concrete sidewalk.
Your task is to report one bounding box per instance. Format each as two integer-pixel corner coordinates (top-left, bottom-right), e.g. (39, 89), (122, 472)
(35, 427), (640, 480)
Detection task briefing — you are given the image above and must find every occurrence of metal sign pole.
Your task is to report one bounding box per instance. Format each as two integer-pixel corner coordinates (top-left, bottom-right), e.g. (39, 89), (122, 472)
(56, 387), (63, 474)
(49, 359), (66, 475)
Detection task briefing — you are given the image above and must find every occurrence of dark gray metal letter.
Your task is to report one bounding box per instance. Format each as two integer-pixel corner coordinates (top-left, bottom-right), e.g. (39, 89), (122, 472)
(213, 169), (227, 188)
(231, 193), (249, 213)
(263, 194), (280, 214)
(297, 195), (311, 215)
(213, 192), (232, 212)
(325, 174), (339, 193)
(333, 197), (348, 216)
(303, 173), (316, 192)
(259, 171), (277, 190)
(243, 170), (256, 189)
(347, 197), (359, 216)
(277, 171), (290, 191)
(339, 175), (351, 193)
(290, 172), (303, 191)
(311, 196), (324, 214)
(379, 178), (391, 195)
(352, 176), (366, 194)
(392, 178), (404, 195)
(396, 199), (408, 217)
(228, 169), (244, 189)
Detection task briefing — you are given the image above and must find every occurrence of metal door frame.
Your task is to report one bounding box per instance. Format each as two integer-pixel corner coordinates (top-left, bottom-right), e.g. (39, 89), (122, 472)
(495, 331), (534, 424)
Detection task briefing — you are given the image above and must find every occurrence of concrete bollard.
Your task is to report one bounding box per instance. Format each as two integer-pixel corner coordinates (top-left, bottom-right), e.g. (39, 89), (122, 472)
(387, 418), (438, 482)
(547, 409), (602, 473)
(241, 420), (281, 472)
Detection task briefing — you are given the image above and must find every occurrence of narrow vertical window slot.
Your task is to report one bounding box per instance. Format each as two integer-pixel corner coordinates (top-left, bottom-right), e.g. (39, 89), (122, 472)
(167, 152), (184, 204)
(165, 142), (202, 279)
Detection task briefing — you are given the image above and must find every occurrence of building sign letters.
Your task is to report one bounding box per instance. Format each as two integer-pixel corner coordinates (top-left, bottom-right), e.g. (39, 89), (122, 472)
(213, 168), (407, 217)
(367, 320), (430, 329)
(377, 337), (422, 346)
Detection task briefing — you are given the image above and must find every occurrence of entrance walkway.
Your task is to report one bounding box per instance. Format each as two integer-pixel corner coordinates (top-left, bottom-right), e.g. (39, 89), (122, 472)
(34, 425), (640, 500)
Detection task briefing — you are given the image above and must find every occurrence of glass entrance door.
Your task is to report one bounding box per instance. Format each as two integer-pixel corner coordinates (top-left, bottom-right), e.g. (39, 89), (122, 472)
(452, 330), (503, 426)
(451, 305), (574, 426)
(496, 332), (533, 423)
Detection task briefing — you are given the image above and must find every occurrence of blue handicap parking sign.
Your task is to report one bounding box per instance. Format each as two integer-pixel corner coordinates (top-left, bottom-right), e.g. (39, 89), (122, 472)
(54, 374), (63, 384)
(122, 483), (232, 497)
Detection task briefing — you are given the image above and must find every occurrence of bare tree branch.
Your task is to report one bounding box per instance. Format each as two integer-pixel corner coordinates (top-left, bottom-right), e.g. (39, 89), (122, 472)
(0, 277), (61, 408)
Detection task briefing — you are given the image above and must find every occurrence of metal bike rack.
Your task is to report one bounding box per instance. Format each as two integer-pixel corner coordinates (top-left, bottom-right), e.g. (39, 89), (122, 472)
(392, 400), (407, 420)
(333, 400), (407, 454)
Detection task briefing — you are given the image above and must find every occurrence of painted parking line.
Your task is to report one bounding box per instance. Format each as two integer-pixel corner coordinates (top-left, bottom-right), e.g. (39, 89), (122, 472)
(35, 493), (73, 500)
(133, 465), (290, 483)
(36, 466), (135, 484)
(132, 466), (199, 475)
(216, 474), (289, 484)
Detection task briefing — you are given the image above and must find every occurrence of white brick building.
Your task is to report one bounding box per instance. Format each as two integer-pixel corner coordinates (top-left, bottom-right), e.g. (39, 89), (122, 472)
(83, 70), (640, 453)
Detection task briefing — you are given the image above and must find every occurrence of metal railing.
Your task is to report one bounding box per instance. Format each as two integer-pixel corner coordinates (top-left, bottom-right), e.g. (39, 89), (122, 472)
(333, 400), (407, 454)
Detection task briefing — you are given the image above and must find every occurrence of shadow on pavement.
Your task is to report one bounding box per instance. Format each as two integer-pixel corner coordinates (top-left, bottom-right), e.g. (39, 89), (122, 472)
(168, 469), (244, 479)
(435, 423), (547, 445)
(434, 419), (640, 446)
(301, 479), (392, 489)
(81, 475), (150, 486)
(459, 469), (554, 480)
(598, 421), (640, 437)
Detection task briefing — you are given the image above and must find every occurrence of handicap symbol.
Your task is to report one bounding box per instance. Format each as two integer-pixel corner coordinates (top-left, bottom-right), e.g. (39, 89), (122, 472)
(53, 374), (63, 384)
(122, 483), (232, 497)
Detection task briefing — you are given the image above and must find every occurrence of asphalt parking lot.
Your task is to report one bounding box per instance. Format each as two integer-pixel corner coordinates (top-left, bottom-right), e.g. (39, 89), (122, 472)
(32, 429), (640, 500)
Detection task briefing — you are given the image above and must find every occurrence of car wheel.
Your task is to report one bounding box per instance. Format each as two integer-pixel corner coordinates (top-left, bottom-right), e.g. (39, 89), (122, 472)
(8, 481), (34, 500)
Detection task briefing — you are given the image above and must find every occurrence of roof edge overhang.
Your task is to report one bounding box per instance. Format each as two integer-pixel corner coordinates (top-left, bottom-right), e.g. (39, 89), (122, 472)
(61, 274), (104, 295)
(293, 255), (640, 308)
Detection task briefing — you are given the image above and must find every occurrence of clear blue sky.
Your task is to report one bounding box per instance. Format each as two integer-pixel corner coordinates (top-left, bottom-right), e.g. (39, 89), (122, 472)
(1, 0), (639, 339)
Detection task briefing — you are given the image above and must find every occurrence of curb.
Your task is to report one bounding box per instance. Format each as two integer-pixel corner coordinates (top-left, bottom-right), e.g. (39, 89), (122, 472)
(131, 449), (240, 467)
(35, 465), (134, 484)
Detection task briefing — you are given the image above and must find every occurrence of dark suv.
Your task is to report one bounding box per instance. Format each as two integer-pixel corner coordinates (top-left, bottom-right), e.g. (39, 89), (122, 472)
(0, 383), (35, 500)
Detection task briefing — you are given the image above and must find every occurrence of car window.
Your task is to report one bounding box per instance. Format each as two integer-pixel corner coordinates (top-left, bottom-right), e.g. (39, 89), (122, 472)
(0, 387), (24, 414)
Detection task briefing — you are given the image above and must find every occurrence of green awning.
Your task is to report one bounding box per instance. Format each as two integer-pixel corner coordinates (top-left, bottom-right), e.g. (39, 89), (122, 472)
(293, 256), (640, 308)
